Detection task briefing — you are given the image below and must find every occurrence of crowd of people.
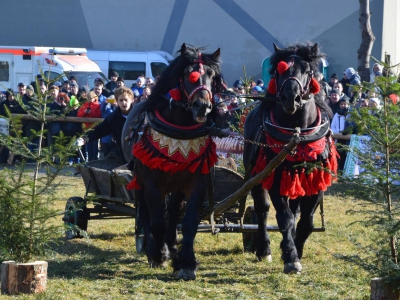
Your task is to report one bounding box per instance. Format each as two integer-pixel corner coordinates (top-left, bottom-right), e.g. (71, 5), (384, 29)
(0, 64), (398, 168)
(0, 72), (157, 164)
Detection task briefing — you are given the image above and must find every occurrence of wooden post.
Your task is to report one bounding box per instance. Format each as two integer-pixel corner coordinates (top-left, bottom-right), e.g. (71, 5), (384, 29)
(371, 277), (400, 300)
(1, 261), (47, 295)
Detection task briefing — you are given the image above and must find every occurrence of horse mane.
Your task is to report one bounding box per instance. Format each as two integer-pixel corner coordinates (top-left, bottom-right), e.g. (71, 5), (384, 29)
(267, 42), (332, 119)
(142, 44), (223, 112)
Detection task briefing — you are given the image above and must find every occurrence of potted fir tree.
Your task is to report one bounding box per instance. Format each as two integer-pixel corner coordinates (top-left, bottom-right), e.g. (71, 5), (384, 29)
(342, 58), (400, 299)
(0, 74), (78, 295)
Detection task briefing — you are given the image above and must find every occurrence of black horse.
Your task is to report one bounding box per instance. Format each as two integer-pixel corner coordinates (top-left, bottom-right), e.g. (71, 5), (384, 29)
(124, 43), (223, 280)
(243, 43), (339, 274)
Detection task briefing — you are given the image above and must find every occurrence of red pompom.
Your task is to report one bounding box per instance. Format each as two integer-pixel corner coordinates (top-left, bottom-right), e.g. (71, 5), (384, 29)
(310, 78), (320, 94)
(267, 78), (277, 94)
(277, 61), (290, 74)
(169, 88), (182, 101)
(189, 71), (201, 83)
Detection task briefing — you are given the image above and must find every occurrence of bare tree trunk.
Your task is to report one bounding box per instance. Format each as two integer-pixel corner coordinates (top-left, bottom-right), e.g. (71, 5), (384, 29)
(358, 0), (376, 82)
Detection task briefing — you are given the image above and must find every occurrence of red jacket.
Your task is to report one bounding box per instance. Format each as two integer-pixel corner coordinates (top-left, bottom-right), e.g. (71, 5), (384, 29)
(77, 100), (101, 128)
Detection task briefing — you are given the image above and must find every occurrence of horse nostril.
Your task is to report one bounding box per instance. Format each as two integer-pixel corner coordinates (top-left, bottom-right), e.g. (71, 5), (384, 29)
(295, 95), (301, 103)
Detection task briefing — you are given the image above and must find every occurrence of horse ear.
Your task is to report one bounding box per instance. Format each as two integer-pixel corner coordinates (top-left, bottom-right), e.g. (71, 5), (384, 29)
(311, 43), (319, 55)
(273, 43), (282, 52)
(212, 48), (221, 60)
(180, 43), (187, 54)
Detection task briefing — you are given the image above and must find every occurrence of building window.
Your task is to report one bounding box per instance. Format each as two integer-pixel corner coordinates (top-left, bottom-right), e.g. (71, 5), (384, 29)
(0, 61), (10, 82)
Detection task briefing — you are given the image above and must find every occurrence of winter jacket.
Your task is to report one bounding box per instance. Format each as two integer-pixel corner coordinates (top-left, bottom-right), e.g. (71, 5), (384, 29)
(86, 106), (130, 158)
(0, 99), (26, 116)
(331, 112), (349, 135)
(64, 108), (82, 138)
(77, 100), (101, 128)
(99, 101), (116, 143)
(347, 74), (362, 96)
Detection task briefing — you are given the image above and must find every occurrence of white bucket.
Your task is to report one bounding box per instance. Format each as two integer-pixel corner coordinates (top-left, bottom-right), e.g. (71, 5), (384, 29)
(0, 118), (9, 135)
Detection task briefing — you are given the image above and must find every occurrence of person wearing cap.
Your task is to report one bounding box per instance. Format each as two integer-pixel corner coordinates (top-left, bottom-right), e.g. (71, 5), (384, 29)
(328, 73), (338, 88)
(77, 91), (102, 161)
(345, 67), (361, 98)
(17, 83), (26, 98)
(131, 76), (145, 96)
(251, 86), (263, 97)
(60, 80), (70, 93)
(0, 89), (25, 116)
(75, 87), (135, 162)
(93, 77), (111, 98)
(68, 82), (79, 99)
(327, 88), (341, 116)
(370, 63), (383, 83)
(78, 86), (89, 104)
(331, 97), (352, 170)
(116, 77), (125, 88)
(256, 79), (265, 91)
(105, 71), (119, 95)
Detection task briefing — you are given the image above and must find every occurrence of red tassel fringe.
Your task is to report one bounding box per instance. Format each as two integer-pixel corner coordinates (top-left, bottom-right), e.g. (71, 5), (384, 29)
(310, 78), (321, 95)
(189, 71), (201, 83)
(169, 88), (182, 101)
(267, 78), (277, 94)
(277, 61), (290, 74)
(126, 175), (141, 190)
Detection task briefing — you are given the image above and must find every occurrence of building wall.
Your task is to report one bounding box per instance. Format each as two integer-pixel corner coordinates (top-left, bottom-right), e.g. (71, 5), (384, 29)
(0, 0), (385, 86)
(382, 0), (400, 72)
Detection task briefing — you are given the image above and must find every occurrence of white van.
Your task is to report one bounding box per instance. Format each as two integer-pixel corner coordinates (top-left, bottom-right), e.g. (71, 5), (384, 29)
(0, 46), (108, 92)
(86, 50), (173, 87)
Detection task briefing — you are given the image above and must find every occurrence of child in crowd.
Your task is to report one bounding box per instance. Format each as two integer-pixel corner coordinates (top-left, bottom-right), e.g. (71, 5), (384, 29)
(331, 98), (351, 171)
(77, 91), (101, 161)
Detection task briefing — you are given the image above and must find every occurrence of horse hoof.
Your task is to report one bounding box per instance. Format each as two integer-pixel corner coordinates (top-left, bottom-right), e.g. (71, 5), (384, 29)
(257, 254), (272, 262)
(177, 269), (196, 280)
(149, 260), (168, 268)
(283, 262), (302, 274)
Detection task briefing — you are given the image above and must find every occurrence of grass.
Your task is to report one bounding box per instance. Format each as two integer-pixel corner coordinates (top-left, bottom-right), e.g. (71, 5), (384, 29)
(0, 173), (375, 299)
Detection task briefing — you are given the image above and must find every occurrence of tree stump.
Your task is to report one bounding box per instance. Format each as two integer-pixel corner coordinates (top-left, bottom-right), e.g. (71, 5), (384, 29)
(371, 277), (400, 300)
(1, 261), (47, 295)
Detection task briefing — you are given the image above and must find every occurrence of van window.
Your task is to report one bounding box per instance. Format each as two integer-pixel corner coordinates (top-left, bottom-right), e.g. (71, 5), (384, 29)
(0, 61), (10, 81)
(150, 62), (168, 78)
(44, 71), (62, 81)
(109, 61), (146, 80)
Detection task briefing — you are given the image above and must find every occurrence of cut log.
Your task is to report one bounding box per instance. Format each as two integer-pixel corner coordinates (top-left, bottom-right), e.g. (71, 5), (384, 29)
(1, 261), (47, 295)
(371, 277), (400, 300)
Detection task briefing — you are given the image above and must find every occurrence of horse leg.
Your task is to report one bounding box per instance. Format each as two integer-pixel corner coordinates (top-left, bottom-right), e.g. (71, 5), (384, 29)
(269, 187), (302, 274)
(251, 184), (272, 262)
(173, 179), (206, 280)
(289, 199), (301, 242)
(295, 192), (323, 260)
(145, 185), (169, 268)
(165, 191), (185, 259)
(135, 189), (153, 260)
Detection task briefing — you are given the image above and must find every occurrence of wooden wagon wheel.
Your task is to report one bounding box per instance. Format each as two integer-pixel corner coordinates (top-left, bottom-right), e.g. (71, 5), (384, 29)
(63, 197), (89, 239)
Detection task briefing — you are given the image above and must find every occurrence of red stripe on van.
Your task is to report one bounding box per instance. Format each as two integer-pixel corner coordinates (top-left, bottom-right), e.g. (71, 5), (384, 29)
(0, 49), (44, 55)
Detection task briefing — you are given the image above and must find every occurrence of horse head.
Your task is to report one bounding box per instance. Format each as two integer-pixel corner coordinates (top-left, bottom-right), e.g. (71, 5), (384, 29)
(271, 43), (321, 115)
(179, 43), (221, 123)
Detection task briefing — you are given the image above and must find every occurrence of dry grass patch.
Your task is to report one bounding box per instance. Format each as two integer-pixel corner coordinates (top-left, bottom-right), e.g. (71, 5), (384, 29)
(0, 174), (373, 299)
